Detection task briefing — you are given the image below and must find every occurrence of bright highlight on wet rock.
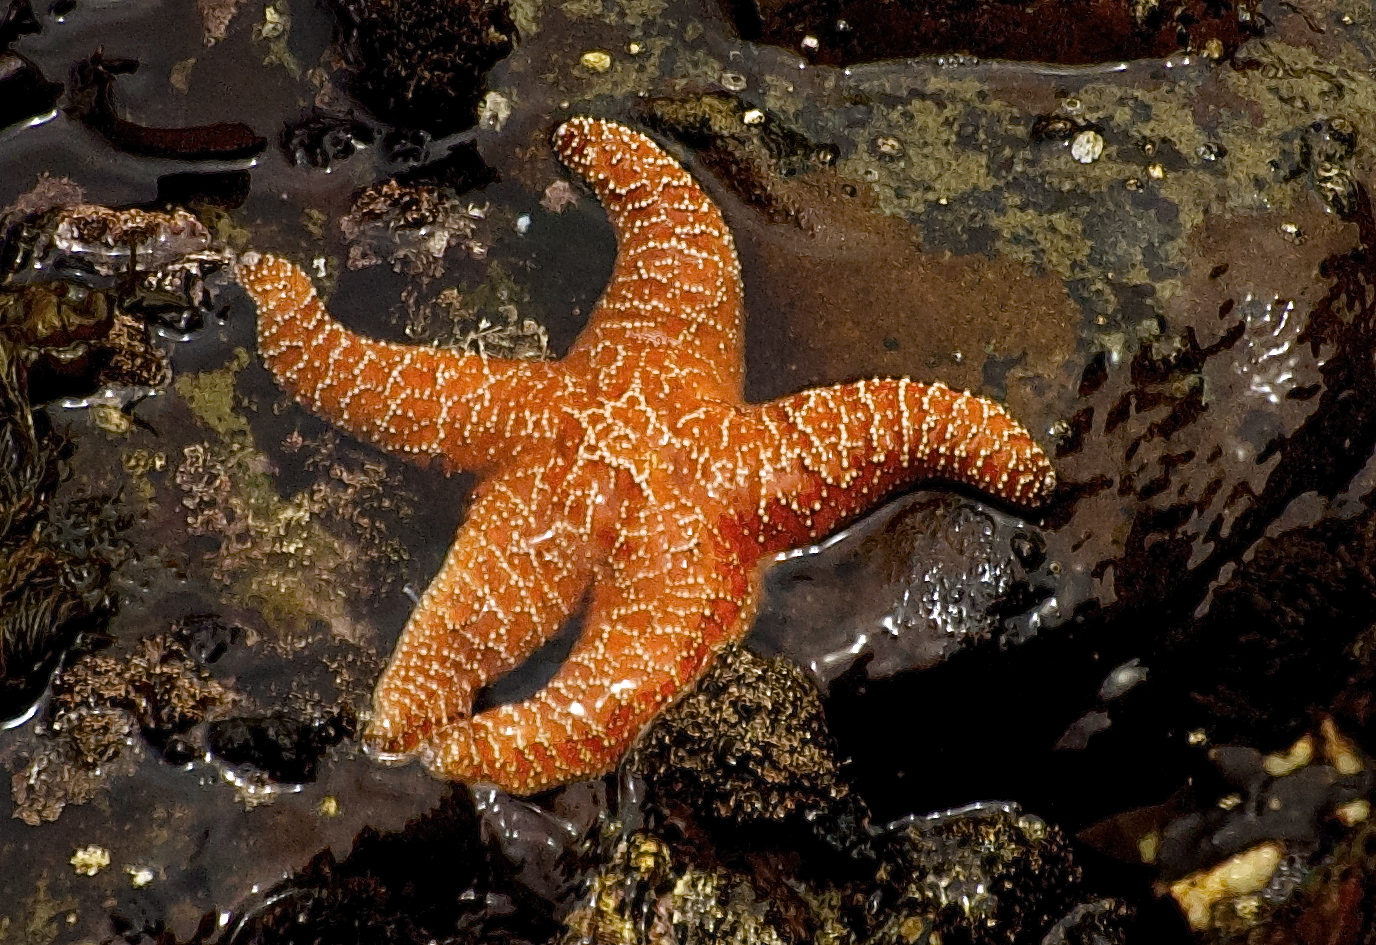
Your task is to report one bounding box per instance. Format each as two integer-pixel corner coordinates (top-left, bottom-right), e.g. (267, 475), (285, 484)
(234, 117), (1056, 795)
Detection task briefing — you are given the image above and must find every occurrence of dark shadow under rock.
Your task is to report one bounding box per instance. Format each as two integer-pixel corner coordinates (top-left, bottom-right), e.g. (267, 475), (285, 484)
(207, 711), (355, 784)
(221, 790), (563, 945)
(0, 52), (61, 132)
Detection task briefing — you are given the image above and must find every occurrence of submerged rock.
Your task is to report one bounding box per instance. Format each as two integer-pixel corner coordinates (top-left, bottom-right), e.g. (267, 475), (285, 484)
(325, 0), (516, 136)
(753, 492), (1050, 691)
(340, 177), (492, 280)
(280, 110), (376, 169)
(643, 94), (832, 228)
(9, 631), (234, 824)
(207, 710), (355, 784)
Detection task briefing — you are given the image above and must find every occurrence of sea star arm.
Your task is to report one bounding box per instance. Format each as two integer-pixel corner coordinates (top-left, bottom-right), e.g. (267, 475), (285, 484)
(235, 253), (567, 474)
(554, 118), (746, 399)
(725, 378), (1056, 555)
(420, 502), (755, 794)
(365, 461), (604, 757)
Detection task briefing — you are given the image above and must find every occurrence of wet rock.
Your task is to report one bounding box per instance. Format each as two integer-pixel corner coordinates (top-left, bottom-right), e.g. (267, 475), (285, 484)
(1035, 183), (1376, 748)
(280, 110), (375, 169)
(14, 203), (215, 279)
(206, 710), (354, 784)
(0, 201), (225, 401)
(1154, 506), (1376, 748)
(581, 649), (1133, 944)
(66, 51), (265, 161)
(877, 801), (1086, 943)
(9, 631), (233, 824)
(0, 52), (61, 131)
(1079, 721), (1376, 937)
(1156, 745), (1370, 882)
(470, 780), (605, 906)
(1041, 900), (1136, 945)
(723, 0), (1261, 67)
(633, 645), (847, 826)
(559, 832), (794, 945)
(2, 200), (227, 339)
(643, 94), (831, 227)
(559, 801), (1133, 945)
(752, 492), (1050, 690)
(325, 0), (515, 136)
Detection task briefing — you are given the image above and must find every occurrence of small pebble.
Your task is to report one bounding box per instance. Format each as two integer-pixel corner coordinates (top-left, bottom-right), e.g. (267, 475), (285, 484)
(478, 91), (512, 131)
(71, 845), (110, 876)
(1337, 798), (1370, 826)
(1071, 129), (1104, 164)
(579, 50), (612, 73)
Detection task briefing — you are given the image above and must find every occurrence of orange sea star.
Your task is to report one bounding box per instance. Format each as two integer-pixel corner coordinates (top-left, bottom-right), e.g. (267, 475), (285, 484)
(234, 117), (1056, 795)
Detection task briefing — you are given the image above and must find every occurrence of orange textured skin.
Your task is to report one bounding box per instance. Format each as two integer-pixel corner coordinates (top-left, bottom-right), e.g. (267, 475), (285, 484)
(234, 117), (1057, 795)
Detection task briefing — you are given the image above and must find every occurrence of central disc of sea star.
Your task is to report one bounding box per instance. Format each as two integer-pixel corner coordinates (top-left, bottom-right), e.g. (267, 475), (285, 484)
(234, 116), (1056, 795)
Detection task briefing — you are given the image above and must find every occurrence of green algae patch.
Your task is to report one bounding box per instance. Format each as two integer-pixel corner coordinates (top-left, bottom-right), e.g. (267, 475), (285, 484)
(170, 352), (411, 647)
(174, 347), (252, 439)
(560, 0), (667, 28)
(801, 33), (1376, 342)
(829, 76), (1007, 212)
(4, 875), (76, 945)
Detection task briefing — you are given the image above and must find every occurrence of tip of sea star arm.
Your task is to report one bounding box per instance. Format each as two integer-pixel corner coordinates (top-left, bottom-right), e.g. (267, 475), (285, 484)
(361, 699), (428, 763)
(233, 250), (287, 290)
(1019, 442), (1058, 505)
